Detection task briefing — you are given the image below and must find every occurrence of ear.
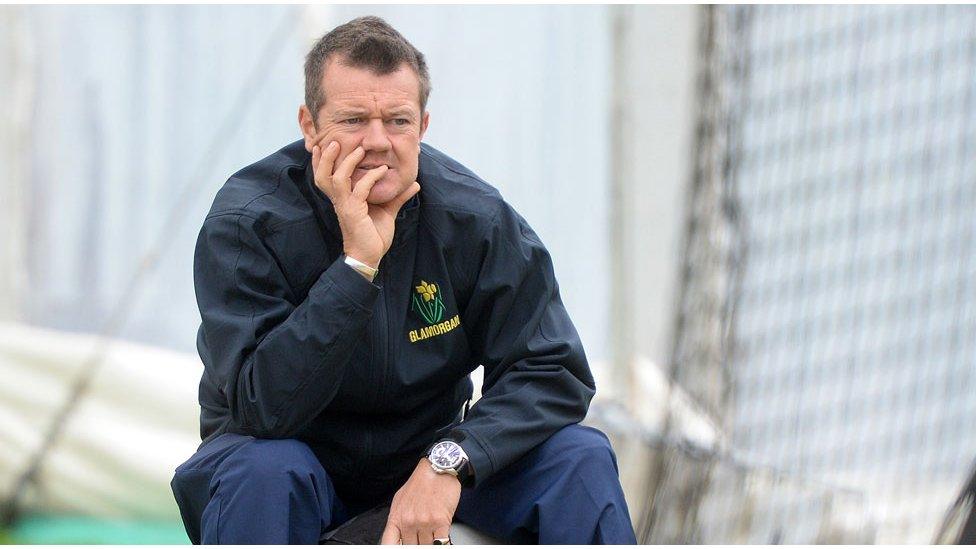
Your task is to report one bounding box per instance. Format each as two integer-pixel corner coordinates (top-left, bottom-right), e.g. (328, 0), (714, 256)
(298, 104), (318, 152)
(419, 111), (430, 140)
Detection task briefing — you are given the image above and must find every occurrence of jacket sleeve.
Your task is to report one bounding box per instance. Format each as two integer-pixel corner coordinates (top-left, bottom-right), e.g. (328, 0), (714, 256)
(194, 211), (379, 438)
(445, 205), (596, 486)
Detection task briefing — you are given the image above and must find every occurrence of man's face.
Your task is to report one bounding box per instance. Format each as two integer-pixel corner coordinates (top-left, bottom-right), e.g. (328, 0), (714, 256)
(299, 57), (429, 205)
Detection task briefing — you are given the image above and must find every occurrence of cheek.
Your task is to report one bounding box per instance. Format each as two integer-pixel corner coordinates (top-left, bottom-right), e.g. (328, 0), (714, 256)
(320, 125), (358, 147)
(394, 139), (421, 171)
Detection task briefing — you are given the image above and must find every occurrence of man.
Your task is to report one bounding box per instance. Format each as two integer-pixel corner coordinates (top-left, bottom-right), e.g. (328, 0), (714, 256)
(171, 15), (636, 545)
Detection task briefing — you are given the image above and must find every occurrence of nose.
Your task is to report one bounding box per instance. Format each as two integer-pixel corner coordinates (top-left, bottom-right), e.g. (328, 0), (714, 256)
(361, 118), (391, 153)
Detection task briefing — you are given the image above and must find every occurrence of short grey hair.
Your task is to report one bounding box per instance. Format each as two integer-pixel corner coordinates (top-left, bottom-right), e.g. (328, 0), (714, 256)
(304, 16), (431, 121)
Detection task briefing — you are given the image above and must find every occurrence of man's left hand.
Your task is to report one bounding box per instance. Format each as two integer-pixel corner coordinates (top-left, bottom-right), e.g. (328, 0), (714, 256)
(380, 458), (461, 544)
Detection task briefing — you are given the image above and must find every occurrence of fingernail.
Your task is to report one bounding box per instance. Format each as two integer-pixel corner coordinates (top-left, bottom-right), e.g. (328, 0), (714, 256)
(328, 141), (338, 149)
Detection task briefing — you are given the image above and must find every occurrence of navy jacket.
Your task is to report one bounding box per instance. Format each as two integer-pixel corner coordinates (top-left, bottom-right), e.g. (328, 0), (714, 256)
(192, 139), (595, 498)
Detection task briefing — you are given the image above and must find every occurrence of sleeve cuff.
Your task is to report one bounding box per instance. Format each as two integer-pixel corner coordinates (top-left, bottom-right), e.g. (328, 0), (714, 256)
(452, 429), (495, 488)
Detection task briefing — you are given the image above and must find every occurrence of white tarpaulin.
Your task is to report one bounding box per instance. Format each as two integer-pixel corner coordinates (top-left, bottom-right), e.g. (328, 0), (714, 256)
(0, 318), (724, 524)
(0, 321), (201, 521)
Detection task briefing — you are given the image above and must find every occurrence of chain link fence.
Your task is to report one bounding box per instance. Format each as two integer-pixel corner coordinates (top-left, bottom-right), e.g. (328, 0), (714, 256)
(640, 5), (976, 543)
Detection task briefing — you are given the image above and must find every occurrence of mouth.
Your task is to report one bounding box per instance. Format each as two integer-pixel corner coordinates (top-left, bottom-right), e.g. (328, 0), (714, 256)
(357, 164), (392, 171)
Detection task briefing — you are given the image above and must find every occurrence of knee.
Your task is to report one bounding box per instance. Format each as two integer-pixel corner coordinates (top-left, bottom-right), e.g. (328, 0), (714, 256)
(216, 438), (324, 490)
(534, 426), (632, 536)
(544, 425), (618, 472)
(548, 424), (612, 450)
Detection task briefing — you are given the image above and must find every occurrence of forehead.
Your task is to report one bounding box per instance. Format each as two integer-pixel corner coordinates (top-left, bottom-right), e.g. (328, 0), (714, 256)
(321, 57), (422, 112)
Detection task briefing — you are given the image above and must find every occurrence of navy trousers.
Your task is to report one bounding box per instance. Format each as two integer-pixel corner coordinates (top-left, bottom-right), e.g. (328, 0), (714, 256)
(171, 424), (637, 544)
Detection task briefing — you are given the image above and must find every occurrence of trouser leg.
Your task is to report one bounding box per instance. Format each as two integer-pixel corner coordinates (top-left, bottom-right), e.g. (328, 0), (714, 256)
(454, 424), (637, 544)
(171, 433), (348, 544)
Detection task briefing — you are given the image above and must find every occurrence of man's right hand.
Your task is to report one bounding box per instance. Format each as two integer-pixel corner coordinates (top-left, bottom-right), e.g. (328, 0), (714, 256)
(312, 141), (419, 269)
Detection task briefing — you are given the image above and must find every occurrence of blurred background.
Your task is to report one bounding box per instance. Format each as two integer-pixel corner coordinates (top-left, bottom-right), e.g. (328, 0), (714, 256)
(1, 4), (975, 544)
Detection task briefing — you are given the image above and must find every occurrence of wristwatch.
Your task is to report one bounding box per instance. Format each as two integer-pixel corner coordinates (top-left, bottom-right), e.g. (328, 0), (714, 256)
(427, 440), (471, 483)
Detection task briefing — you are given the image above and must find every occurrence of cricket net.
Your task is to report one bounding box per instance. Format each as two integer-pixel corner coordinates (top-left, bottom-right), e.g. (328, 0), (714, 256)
(638, 5), (976, 544)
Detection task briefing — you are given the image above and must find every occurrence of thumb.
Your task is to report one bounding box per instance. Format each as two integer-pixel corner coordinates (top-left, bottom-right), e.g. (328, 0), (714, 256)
(380, 522), (401, 545)
(387, 182), (421, 213)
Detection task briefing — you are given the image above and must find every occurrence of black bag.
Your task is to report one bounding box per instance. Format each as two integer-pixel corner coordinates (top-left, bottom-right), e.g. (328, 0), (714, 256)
(320, 504), (392, 545)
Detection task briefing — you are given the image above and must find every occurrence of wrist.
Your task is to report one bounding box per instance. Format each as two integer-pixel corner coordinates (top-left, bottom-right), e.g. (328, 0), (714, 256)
(342, 249), (379, 268)
(419, 457), (461, 484)
(343, 254), (378, 281)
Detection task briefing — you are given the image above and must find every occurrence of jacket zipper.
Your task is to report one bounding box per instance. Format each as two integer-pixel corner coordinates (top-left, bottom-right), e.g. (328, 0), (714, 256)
(357, 270), (388, 475)
(373, 266), (391, 407)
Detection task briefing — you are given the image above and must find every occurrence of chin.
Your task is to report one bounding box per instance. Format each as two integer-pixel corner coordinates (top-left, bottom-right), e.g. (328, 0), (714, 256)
(366, 180), (410, 205)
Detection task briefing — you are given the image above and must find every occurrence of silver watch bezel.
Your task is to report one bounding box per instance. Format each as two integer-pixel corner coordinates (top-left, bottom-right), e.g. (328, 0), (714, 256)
(428, 440), (468, 474)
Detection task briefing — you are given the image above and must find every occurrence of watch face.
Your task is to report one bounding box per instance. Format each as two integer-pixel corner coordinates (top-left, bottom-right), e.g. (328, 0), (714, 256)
(429, 441), (464, 470)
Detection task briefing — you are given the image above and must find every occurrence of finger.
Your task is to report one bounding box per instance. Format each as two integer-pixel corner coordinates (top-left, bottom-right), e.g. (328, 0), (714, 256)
(418, 528), (434, 545)
(317, 140), (341, 178)
(312, 145), (326, 196)
(401, 529), (420, 545)
(313, 141), (340, 197)
(380, 523), (401, 545)
(383, 181), (421, 213)
(352, 165), (390, 199)
(432, 524), (452, 545)
(332, 146), (366, 194)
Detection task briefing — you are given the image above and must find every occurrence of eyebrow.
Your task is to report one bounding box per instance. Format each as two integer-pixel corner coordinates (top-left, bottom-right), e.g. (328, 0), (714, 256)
(384, 107), (416, 117)
(330, 106), (418, 120)
(331, 109), (368, 119)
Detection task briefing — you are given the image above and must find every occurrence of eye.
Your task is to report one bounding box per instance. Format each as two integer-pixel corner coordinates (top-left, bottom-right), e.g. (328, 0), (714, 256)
(392, 118), (410, 126)
(342, 117), (363, 125)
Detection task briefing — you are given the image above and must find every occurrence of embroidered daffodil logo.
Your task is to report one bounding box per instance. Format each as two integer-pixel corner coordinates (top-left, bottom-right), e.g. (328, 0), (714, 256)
(412, 279), (445, 324)
(417, 281), (438, 302)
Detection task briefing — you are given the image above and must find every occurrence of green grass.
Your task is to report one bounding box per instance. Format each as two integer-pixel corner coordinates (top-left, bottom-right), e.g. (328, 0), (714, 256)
(5, 515), (190, 545)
